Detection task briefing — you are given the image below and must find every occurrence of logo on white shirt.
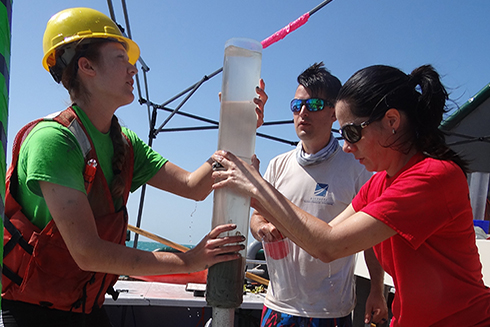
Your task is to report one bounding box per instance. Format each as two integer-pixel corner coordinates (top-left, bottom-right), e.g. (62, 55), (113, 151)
(314, 183), (329, 197)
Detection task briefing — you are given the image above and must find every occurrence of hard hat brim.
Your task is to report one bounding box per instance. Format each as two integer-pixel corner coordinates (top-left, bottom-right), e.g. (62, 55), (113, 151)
(42, 34), (140, 72)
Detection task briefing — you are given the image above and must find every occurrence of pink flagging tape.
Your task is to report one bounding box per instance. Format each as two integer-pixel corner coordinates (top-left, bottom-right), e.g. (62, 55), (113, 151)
(260, 12), (310, 49)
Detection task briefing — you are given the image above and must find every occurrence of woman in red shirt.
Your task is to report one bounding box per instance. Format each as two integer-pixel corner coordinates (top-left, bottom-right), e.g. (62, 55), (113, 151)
(212, 64), (490, 326)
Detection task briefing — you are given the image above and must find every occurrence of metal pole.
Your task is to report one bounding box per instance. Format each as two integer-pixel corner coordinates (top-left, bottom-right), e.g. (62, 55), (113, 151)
(0, 0), (13, 309)
(309, 0), (334, 15)
(211, 308), (235, 327)
(132, 105), (158, 249)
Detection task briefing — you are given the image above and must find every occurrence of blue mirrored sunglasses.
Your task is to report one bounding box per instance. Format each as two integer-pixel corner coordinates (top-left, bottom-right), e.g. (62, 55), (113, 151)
(290, 98), (334, 112)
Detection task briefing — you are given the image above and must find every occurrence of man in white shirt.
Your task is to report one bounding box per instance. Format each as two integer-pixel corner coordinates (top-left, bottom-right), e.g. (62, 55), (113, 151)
(251, 62), (388, 327)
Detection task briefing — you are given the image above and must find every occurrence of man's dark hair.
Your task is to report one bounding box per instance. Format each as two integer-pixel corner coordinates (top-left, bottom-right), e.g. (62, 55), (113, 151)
(297, 62), (342, 103)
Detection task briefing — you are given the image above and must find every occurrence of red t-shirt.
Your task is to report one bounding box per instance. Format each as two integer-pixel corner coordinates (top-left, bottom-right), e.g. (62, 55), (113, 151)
(352, 153), (490, 326)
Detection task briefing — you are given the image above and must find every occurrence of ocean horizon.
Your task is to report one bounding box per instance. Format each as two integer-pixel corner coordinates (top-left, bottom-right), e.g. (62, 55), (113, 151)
(125, 240), (196, 252)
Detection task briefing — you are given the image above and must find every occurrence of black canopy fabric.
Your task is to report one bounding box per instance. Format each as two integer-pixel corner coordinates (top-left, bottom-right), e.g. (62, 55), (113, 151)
(441, 83), (490, 173)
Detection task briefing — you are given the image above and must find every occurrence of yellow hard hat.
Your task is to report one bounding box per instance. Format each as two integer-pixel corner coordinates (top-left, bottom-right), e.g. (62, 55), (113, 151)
(42, 7), (140, 72)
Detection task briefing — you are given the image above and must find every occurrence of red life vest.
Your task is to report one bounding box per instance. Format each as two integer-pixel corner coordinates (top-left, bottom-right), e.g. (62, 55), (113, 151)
(2, 107), (134, 313)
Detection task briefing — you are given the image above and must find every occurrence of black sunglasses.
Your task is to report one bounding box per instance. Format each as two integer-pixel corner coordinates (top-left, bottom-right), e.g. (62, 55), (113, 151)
(339, 120), (371, 144)
(290, 98), (334, 112)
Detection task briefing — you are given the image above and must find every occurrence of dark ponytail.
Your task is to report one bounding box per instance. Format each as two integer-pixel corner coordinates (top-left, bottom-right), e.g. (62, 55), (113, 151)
(338, 64), (468, 174)
(408, 66), (468, 173)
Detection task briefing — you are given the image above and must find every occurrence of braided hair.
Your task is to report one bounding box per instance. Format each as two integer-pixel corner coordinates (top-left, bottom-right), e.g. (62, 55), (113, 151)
(109, 115), (127, 198)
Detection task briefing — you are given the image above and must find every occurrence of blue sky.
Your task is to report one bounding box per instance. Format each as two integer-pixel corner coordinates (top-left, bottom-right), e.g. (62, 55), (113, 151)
(7, 0), (490, 246)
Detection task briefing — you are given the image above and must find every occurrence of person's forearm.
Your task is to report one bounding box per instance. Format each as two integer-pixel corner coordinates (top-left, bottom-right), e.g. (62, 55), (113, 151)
(365, 248), (385, 295)
(250, 210), (267, 241)
(250, 210), (285, 242)
(185, 158), (215, 201)
(148, 159), (214, 201)
(249, 176), (396, 263)
(72, 224), (245, 276)
(249, 182), (337, 261)
(251, 199), (295, 241)
(364, 247), (389, 324)
(72, 237), (191, 276)
(212, 151), (395, 262)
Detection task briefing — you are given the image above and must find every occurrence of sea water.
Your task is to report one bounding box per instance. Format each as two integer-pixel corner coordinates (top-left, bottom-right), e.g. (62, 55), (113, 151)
(217, 101), (257, 161)
(220, 44), (262, 103)
(126, 240), (162, 251)
(213, 100), (257, 248)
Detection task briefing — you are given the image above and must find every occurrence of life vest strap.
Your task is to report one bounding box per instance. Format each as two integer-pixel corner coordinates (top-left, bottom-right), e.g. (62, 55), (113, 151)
(3, 215), (34, 257)
(2, 264), (23, 286)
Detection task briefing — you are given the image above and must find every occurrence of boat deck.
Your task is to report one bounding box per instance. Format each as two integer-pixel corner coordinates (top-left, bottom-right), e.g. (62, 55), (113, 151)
(104, 280), (265, 327)
(104, 280), (265, 310)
